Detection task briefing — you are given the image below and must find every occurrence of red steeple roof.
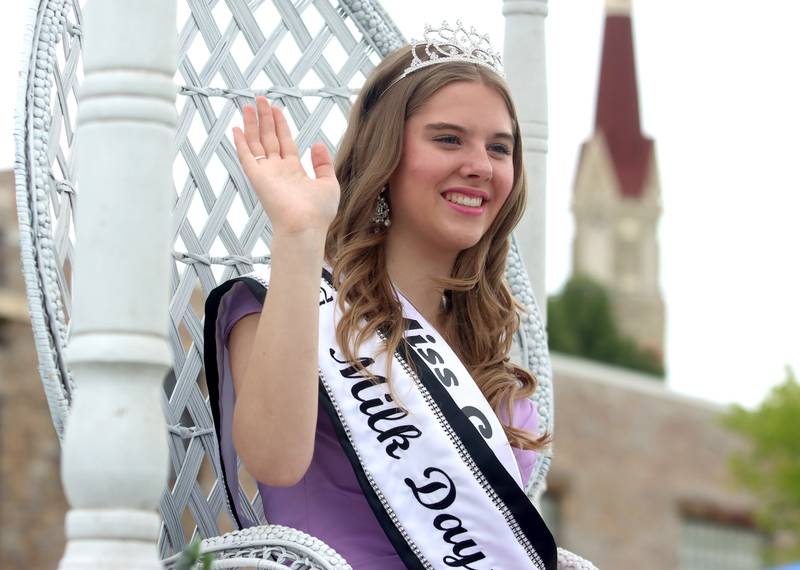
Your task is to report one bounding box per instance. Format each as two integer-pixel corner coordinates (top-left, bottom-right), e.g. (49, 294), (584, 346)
(594, 13), (653, 198)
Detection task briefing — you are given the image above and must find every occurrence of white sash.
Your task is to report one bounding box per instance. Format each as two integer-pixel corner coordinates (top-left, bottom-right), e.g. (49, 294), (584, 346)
(247, 266), (552, 569)
(206, 266), (557, 569)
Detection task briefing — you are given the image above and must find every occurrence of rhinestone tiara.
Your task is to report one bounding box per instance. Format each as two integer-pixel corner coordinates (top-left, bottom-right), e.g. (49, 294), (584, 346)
(386, 20), (505, 90)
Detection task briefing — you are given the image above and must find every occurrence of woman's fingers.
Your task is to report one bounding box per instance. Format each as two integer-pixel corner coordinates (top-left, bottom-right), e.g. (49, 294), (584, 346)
(240, 97), (300, 163)
(243, 104), (266, 158)
(310, 143), (334, 180)
(272, 106), (299, 158)
(257, 96), (281, 157)
(233, 127), (255, 168)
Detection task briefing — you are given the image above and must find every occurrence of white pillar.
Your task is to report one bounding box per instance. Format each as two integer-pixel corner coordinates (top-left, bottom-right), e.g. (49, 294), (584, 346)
(503, 0), (549, 318)
(58, 0), (177, 567)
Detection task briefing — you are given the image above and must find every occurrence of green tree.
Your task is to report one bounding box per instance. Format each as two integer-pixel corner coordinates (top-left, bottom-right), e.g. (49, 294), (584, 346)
(546, 275), (664, 377)
(723, 367), (800, 564)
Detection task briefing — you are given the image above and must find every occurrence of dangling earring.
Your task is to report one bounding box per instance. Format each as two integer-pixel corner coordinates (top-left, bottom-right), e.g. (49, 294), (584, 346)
(372, 185), (391, 231)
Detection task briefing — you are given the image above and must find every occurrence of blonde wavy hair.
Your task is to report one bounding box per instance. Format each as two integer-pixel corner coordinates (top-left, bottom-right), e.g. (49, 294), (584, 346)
(324, 46), (548, 452)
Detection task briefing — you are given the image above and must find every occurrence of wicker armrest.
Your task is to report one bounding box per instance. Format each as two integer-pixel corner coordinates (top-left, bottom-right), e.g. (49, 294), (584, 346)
(161, 524), (351, 570)
(162, 526), (596, 569)
(558, 547), (599, 570)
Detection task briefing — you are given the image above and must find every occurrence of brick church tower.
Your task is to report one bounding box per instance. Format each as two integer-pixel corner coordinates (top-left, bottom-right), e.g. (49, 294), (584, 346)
(571, 0), (665, 363)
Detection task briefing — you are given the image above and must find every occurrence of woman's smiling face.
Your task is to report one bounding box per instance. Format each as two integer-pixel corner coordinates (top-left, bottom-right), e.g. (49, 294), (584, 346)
(386, 80), (516, 257)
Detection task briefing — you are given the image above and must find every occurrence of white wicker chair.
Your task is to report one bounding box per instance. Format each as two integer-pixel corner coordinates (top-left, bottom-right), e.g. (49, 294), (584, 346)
(15, 0), (595, 567)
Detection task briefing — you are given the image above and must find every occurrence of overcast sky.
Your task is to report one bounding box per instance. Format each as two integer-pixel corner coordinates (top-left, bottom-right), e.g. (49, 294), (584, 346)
(2, 1), (798, 408)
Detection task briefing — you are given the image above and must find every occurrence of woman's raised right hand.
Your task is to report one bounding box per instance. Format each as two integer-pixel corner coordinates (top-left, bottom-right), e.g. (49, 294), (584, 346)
(233, 96), (340, 239)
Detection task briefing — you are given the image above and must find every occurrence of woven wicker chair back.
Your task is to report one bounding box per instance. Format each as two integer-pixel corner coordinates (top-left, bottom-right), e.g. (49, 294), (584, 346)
(14, 0), (553, 558)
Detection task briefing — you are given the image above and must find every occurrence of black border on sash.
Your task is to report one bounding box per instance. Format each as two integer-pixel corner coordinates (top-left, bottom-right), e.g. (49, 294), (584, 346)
(204, 272), (426, 568)
(400, 332), (558, 570)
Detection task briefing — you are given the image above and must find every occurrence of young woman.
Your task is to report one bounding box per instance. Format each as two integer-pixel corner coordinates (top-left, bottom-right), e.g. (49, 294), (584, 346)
(204, 23), (557, 569)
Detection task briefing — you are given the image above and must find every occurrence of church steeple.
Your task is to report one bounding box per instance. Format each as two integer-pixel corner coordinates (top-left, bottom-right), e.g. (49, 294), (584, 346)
(570, 0), (665, 367)
(595, 0), (652, 198)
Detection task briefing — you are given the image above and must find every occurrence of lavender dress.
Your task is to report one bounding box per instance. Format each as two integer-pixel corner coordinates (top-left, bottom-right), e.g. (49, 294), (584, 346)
(210, 283), (541, 569)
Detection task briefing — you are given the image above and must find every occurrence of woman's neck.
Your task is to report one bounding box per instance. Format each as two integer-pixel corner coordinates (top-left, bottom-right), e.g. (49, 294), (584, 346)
(384, 233), (455, 332)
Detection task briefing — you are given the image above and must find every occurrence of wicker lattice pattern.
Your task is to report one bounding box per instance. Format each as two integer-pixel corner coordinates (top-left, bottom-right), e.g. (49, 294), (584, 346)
(165, 0), (401, 556)
(15, 0), (558, 565)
